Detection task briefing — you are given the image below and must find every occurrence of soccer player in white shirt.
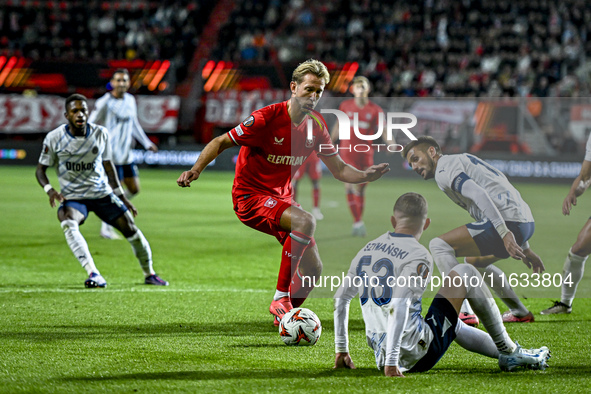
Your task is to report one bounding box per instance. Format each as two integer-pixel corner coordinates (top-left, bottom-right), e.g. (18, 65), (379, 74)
(35, 94), (168, 288)
(402, 136), (544, 326)
(88, 69), (158, 239)
(333, 192), (550, 376)
(541, 132), (591, 314)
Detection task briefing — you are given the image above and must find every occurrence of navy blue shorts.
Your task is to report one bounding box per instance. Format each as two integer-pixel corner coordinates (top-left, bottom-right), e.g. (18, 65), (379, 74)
(116, 164), (139, 180)
(408, 296), (458, 373)
(466, 220), (534, 259)
(60, 194), (128, 225)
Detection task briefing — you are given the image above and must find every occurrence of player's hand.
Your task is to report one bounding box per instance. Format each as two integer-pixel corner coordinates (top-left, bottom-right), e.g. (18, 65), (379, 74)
(384, 365), (405, 378)
(562, 192), (577, 216)
(364, 163), (390, 182)
(334, 353), (356, 369)
(121, 196), (138, 217)
(502, 231), (526, 260)
(177, 170), (201, 187)
(522, 248), (545, 274)
(148, 144), (158, 153)
(47, 189), (64, 208)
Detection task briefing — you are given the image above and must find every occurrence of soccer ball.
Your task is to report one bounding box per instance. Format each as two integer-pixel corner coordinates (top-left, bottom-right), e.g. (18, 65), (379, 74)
(278, 307), (322, 346)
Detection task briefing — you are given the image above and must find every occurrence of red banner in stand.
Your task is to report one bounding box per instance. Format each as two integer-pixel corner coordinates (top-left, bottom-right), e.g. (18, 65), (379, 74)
(0, 95), (180, 133)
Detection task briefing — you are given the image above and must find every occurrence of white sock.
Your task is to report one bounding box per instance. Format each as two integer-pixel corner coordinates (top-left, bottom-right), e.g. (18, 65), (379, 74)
(454, 320), (499, 358)
(561, 249), (587, 306)
(61, 219), (98, 276)
(430, 239), (475, 315)
(429, 237), (460, 277)
(476, 263), (529, 317)
(127, 229), (155, 276)
(452, 264), (516, 354)
(274, 290), (289, 301)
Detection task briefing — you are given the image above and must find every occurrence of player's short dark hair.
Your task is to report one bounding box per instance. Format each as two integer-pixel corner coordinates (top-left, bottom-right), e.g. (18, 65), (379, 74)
(65, 93), (87, 110)
(112, 68), (129, 78)
(401, 136), (442, 160)
(394, 192), (428, 219)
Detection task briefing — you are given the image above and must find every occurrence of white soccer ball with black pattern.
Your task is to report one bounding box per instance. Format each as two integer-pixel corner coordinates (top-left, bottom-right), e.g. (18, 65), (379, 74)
(279, 307), (322, 346)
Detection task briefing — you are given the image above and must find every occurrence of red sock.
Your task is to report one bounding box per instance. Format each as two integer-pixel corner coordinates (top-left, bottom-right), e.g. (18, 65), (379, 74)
(346, 192), (360, 222)
(313, 188), (320, 208)
(290, 267), (315, 308)
(276, 231), (312, 293)
(355, 194), (365, 220)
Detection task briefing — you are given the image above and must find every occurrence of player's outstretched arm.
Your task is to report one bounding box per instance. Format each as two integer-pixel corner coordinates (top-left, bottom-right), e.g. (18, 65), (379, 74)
(177, 134), (235, 187)
(334, 353), (356, 369)
(563, 160), (591, 215)
(35, 163), (64, 208)
(321, 154), (389, 184)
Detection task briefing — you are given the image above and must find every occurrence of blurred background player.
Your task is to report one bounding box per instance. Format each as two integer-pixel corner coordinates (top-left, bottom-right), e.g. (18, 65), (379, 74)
(292, 151), (324, 220)
(177, 59), (389, 326)
(330, 76), (388, 236)
(541, 131), (591, 315)
(35, 94), (168, 288)
(403, 136), (544, 326)
(88, 68), (158, 240)
(333, 192), (550, 376)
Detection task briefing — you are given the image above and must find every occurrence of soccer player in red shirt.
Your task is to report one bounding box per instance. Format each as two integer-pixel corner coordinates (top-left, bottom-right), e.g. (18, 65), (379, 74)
(292, 151), (324, 220)
(331, 76), (388, 236)
(177, 60), (390, 325)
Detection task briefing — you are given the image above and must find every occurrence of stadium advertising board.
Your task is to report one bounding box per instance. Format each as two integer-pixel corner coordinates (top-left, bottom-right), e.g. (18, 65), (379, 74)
(0, 95), (180, 133)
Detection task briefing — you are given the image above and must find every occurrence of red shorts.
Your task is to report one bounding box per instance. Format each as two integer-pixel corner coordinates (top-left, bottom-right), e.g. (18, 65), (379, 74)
(339, 150), (373, 171)
(233, 193), (293, 244)
(293, 154), (322, 181)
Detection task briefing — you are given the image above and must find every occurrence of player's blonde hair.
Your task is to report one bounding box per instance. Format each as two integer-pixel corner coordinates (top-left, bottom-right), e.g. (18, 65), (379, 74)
(352, 76), (371, 88)
(291, 59), (330, 85)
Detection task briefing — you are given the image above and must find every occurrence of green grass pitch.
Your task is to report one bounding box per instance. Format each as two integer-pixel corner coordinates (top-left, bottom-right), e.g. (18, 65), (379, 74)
(1, 165), (590, 392)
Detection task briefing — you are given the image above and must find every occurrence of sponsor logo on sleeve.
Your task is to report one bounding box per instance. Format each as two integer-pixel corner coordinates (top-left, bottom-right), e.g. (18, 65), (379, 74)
(235, 124), (244, 136)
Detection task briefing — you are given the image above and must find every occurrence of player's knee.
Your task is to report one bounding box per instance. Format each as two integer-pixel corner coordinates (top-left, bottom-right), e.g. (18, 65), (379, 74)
(450, 263), (479, 278)
(429, 237), (453, 255)
(60, 219), (79, 232)
(293, 210), (316, 235)
(571, 242), (591, 257)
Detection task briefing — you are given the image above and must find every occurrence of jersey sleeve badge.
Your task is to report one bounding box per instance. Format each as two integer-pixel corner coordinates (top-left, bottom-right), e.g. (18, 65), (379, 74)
(242, 115), (255, 127)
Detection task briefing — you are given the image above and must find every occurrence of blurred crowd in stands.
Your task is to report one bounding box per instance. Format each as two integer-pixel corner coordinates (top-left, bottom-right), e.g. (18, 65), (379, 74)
(214, 0), (591, 98)
(0, 0), (211, 82)
(2, 0), (591, 100)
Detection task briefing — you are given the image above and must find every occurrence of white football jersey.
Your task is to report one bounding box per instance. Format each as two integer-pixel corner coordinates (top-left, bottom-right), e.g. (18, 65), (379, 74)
(435, 154), (534, 223)
(585, 132), (591, 162)
(38, 123), (113, 199)
(88, 92), (153, 165)
(334, 232), (434, 371)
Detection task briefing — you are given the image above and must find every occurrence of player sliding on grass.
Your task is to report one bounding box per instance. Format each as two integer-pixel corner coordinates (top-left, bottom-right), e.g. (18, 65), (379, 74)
(402, 136), (544, 326)
(177, 59), (389, 325)
(541, 131), (591, 315)
(35, 94), (168, 288)
(333, 192), (550, 376)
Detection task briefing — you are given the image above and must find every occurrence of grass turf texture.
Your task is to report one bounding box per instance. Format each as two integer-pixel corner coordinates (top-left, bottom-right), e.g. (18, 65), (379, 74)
(1, 165), (591, 393)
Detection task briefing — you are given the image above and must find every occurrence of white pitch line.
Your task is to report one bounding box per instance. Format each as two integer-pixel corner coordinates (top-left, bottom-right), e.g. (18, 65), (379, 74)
(0, 287), (268, 294)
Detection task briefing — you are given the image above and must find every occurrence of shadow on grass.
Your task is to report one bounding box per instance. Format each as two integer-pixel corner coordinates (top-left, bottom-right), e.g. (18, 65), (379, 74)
(2, 321), (289, 341)
(61, 367), (383, 382)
